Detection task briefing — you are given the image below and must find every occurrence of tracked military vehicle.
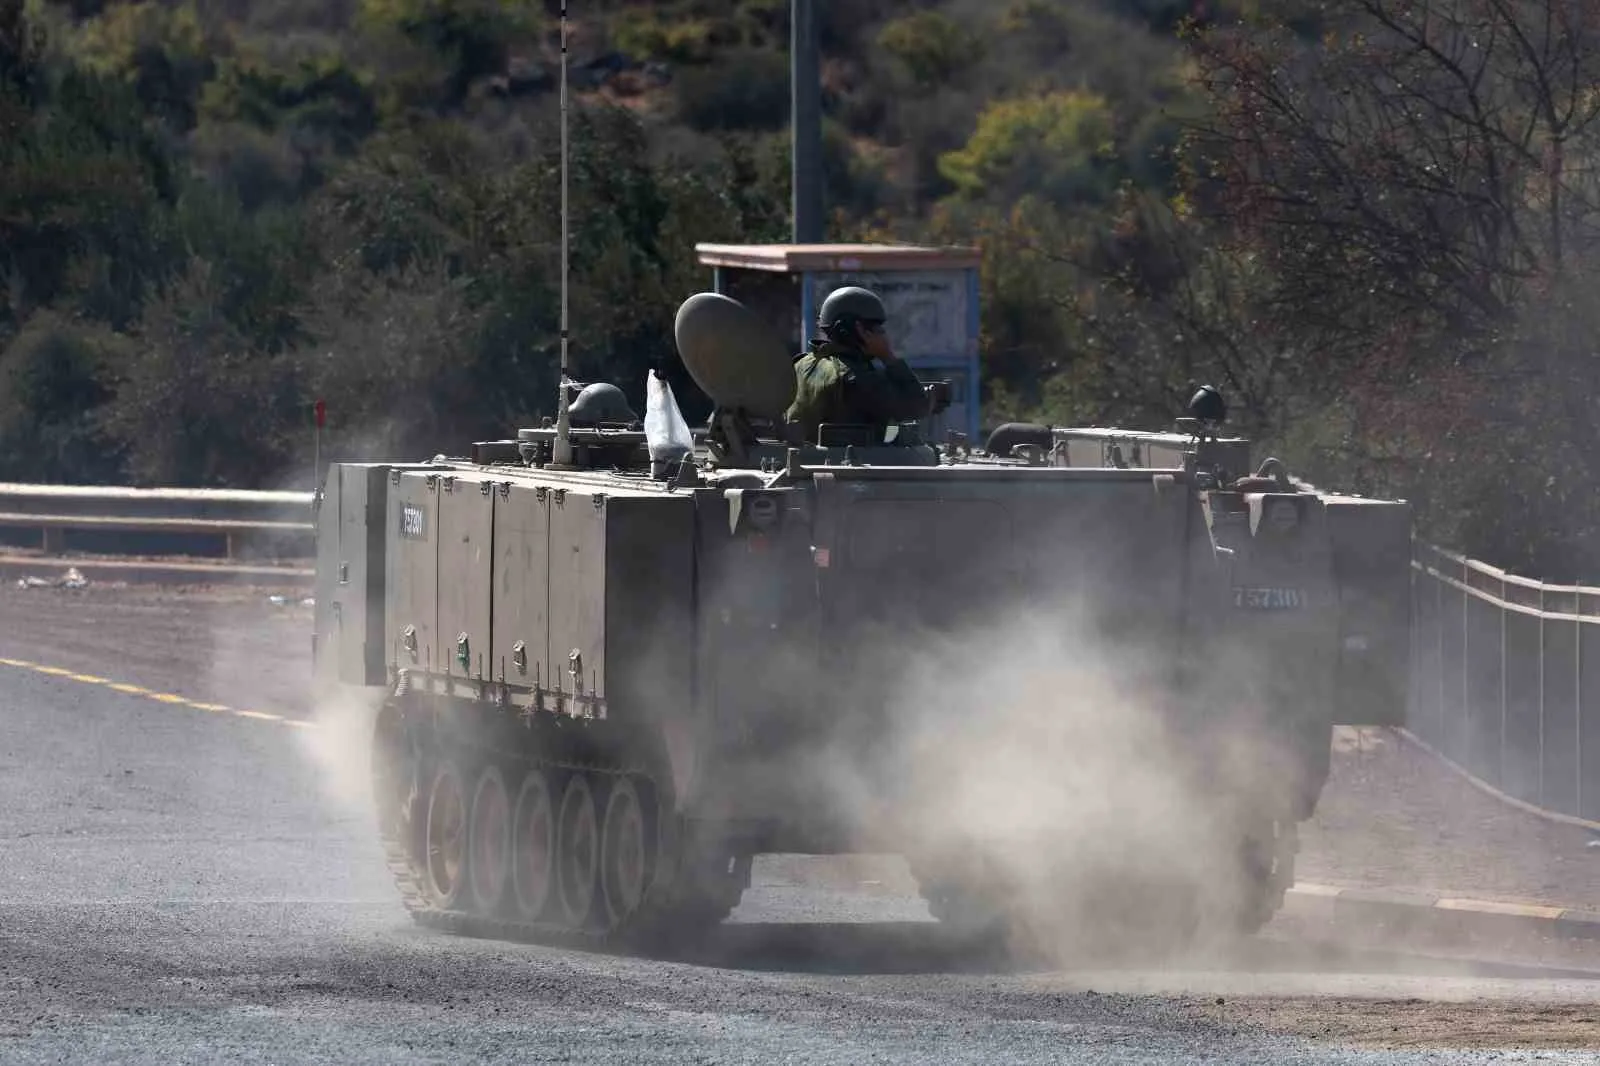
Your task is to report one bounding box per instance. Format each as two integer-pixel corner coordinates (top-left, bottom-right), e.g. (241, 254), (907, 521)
(312, 291), (1356, 951)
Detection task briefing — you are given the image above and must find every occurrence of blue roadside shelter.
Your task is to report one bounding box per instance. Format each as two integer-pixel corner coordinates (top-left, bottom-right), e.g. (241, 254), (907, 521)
(695, 242), (983, 444)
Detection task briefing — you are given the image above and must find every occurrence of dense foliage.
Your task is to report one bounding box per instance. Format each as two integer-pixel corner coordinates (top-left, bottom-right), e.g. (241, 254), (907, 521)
(0, 0), (1594, 575)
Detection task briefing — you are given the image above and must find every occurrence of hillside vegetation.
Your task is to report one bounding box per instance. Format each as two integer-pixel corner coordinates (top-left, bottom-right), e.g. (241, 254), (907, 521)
(2, 0), (1598, 576)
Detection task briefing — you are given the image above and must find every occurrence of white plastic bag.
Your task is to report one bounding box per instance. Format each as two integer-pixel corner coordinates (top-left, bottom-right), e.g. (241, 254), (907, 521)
(645, 369), (694, 463)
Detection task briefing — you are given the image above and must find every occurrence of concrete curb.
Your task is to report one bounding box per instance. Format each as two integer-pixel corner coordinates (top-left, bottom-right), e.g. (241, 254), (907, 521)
(1288, 880), (1600, 940)
(0, 553), (313, 589)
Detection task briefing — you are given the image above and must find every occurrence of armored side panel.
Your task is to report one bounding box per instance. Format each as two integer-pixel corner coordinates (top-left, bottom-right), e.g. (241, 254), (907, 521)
(487, 478), (699, 795)
(599, 492), (698, 796)
(388, 471), (442, 676)
(490, 478), (551, 690)
(547, 486), (608, 710)
(432, 472), (496, 682)
(1323, 496), (1414, 726)
(314, 462), (418, 687)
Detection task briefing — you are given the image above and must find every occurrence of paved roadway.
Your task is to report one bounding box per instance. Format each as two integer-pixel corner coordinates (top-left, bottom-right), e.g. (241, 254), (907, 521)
(2, 585), (1600, 1063)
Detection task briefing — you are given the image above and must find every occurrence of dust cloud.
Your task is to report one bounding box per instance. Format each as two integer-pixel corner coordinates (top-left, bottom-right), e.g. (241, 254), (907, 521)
(782, 588), (1310, 965)
(295, 679), (385, 825)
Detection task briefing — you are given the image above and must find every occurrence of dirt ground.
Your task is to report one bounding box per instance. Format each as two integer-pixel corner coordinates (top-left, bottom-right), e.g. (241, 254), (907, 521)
(1191, 995), (1600, 1051)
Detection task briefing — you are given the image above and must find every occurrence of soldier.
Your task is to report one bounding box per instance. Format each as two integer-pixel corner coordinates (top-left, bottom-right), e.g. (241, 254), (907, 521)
(785, 286), (930, 442)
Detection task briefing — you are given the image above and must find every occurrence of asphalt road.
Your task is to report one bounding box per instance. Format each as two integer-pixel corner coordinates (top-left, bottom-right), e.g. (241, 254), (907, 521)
(3, 585), (1600, 1063)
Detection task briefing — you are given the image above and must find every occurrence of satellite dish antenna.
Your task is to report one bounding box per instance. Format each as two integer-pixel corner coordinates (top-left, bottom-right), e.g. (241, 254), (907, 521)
(673, 292), (797, 421)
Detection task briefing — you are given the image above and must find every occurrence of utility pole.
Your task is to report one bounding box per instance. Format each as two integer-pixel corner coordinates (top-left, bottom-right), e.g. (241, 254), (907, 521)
(791, 0), (822, 243)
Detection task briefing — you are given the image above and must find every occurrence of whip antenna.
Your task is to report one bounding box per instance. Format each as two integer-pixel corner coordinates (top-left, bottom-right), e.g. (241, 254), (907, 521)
(551, 0), (575, 467)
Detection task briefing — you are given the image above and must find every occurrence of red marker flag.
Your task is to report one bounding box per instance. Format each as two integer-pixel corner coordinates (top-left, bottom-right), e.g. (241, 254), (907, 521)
(314, 399), (326, 428)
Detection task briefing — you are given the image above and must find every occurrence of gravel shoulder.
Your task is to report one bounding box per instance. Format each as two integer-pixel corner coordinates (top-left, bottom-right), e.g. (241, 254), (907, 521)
(1300, 726), (1600, 911)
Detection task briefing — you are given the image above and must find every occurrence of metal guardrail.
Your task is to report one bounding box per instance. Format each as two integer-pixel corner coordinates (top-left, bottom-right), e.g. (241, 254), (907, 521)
(0, 483), (315, 558)
(1408, 540), (1600, 823)
(0, 482), (314, 505)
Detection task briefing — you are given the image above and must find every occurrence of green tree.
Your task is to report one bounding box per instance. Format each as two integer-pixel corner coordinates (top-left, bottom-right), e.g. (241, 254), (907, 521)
(358, 0), (538, 108)
(0, 65), (178, 332)
(99, 259), (303, 487)
(1180, 0), (1600, 573)
(939, 91), (1122, 207)
(199, 48), (377, 167)
(877, 10), (978, 91)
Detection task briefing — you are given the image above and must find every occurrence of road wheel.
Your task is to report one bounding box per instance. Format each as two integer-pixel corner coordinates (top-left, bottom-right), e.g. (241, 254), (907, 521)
(423, 759), (470, 908)
(511, 769), (557, 922)
(468, 764), (512, 915)
(555, 772), (600, 929)
(600, 776), (652, 929)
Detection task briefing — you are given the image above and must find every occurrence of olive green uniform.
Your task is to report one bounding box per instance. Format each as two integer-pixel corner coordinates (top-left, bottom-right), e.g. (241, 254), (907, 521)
(785, 339), (930, 442)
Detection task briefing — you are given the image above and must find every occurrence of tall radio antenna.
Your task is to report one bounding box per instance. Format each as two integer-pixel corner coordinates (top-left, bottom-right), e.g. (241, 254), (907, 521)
(550, 0), (575, 467)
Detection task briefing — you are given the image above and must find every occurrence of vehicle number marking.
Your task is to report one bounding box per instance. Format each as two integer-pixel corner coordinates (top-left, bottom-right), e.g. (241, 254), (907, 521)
(1233, 586), (1303, 609)
(400, 502), (428, 540)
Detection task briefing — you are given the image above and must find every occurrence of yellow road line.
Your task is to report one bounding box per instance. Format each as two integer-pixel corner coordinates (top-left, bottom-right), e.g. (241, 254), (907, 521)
(0, 655), (313, 731)
(1435, 897), (1567, 920)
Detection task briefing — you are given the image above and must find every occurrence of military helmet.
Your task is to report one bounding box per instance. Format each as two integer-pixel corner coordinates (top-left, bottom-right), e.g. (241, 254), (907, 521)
(568, 382), (638, 426)
(1187, 384), (1227, 425)
(817, 286), (887, 330)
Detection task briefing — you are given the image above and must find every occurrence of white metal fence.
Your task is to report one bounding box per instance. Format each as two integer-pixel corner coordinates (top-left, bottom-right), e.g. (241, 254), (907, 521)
(1409, 540), (1600, 822)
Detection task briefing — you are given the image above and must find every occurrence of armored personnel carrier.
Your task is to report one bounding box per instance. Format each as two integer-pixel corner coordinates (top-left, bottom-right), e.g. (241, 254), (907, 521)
(312, 292), (1360, 951)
